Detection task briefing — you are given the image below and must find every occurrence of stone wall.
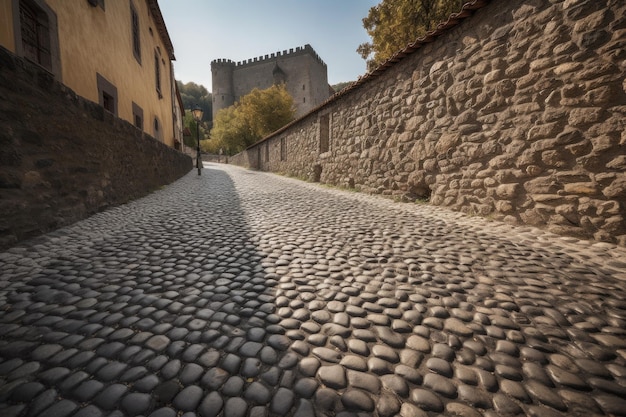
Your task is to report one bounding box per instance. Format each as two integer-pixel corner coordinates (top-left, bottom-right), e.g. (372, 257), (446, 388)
(0, 47), (192, 249)
(231, 0), (626, 246)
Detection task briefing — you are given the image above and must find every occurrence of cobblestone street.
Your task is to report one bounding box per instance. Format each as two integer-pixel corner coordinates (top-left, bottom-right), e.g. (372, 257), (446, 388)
(1, 163), (626, 417)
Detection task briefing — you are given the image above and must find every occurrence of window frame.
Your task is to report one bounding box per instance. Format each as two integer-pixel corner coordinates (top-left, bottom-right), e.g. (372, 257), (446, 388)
(153, 116), (163, 141)
(14, 0), (61, 79)
(154, 49), (162, 98)
(132, 102), (144, 130)
(319, 113), (330, 153)
(280, 137), (286, 161)
(130, 2), (141, 64)
(96, 73), (118, 116)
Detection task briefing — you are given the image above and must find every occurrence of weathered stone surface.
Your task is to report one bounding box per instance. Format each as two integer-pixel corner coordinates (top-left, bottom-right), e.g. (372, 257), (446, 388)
(1, 149), (626, 417)
(0, 51), (191, 250)
(231, 0), (626, 246)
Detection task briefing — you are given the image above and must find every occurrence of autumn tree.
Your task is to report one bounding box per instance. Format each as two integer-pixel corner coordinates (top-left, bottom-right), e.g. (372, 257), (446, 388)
(358, 0), (464, 71)
(210, 84), (295, 155)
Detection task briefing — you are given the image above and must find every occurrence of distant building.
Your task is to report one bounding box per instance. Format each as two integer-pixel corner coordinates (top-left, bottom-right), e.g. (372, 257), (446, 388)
(211, 44), (333, 121)
(0, 0), (183, 149)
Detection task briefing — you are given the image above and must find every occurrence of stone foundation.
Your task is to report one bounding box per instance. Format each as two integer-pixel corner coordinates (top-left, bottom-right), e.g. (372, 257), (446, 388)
(0, 47), (192, 249)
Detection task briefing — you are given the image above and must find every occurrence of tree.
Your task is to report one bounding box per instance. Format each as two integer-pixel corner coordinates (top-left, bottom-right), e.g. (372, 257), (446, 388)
(358, 0), (464, 71)
(182, 111), (207, 148)
(209, 105), (252, 155)
(331, 81), (353, 93)
(211, 84), (295, 155)
(177, 80), (212, 121)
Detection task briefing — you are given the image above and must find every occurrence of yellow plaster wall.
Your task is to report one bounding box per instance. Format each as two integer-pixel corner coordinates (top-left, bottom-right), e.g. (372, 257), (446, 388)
(0, 1), (16, 52)
(46, 0), (176, 147)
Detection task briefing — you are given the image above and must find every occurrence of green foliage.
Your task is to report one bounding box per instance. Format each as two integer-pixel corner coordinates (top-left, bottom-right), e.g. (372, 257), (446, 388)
(210, 84), (295, 155)
(177, 80), (212, 121)
(200, 139), (220, 154)
(358, 0), (464, 70)
(182, 111), (208, 148)
(331, 81), (353, 93)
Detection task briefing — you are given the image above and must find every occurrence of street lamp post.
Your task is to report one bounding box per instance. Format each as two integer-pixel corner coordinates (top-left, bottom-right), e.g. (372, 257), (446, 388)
(191, 105), (204, 176)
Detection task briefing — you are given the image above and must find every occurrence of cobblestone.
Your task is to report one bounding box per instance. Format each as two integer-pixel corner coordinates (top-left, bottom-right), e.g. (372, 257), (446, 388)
(1, 164), (626, 416)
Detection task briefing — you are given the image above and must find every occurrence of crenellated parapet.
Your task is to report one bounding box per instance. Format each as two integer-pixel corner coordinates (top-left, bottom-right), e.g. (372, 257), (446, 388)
(211, 44), (327, 70)
(210, 58), (236, 67)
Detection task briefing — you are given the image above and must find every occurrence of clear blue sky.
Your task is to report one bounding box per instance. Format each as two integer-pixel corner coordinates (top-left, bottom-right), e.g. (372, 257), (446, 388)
(159, 0), (380, 91)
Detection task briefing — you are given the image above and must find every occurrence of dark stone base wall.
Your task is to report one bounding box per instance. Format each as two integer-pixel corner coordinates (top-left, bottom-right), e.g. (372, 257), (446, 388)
(0, 47), (192, 249)
(231, 0), (626, 246)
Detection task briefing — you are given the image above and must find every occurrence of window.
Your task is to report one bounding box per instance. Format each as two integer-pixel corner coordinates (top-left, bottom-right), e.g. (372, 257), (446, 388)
(302, 84), (305, 90)
(280, 137), (286, 161)
(320, 114), (330, 153)
(102, 92), (114, 113)
(154, 50), (162, 98)
(19, 0), (52, 70)
(130, 3), (141, 64)
(303, 97), (306, 103)
(132, 102), (143, 130)
(97, 73), (117, 116)
(15, 0), (60, 78)
(153, 117), (162, 141)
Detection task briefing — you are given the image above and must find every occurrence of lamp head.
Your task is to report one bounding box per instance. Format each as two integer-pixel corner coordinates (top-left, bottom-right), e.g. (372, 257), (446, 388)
(192, 105), (203, 122)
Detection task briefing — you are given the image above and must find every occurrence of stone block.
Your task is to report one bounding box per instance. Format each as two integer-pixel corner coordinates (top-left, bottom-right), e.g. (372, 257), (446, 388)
(606, 155), (626, 171)
(496, 200), (514, 213)
(541, 150), (569, 167)
(564, 182), (597, 195)
(554, 62), (584, 75)
(525, 165), (543, 176)
(602, 216), (626, 234)
(564, 0), (604, 20)
(527, 123), (563, 142)
(520, 208), (548, 225)
(602, 174), (626, 199)
(496, 183), (520, 199)
(566, 139), (592, 157)
(525, 176), (559, 194)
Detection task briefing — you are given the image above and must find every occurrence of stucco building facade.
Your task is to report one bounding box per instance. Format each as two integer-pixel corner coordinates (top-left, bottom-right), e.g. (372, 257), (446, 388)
(211, 44), (332, 121)
(0, 0), (183, 148)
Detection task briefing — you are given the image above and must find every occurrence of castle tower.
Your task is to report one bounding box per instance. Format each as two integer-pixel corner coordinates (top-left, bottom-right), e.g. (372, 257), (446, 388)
(211, 59), (236, 120)
(211, 45), (331, 121)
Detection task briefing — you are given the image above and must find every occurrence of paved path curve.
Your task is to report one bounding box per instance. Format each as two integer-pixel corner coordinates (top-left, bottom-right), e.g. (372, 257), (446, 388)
(1, 163), (626, 417)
